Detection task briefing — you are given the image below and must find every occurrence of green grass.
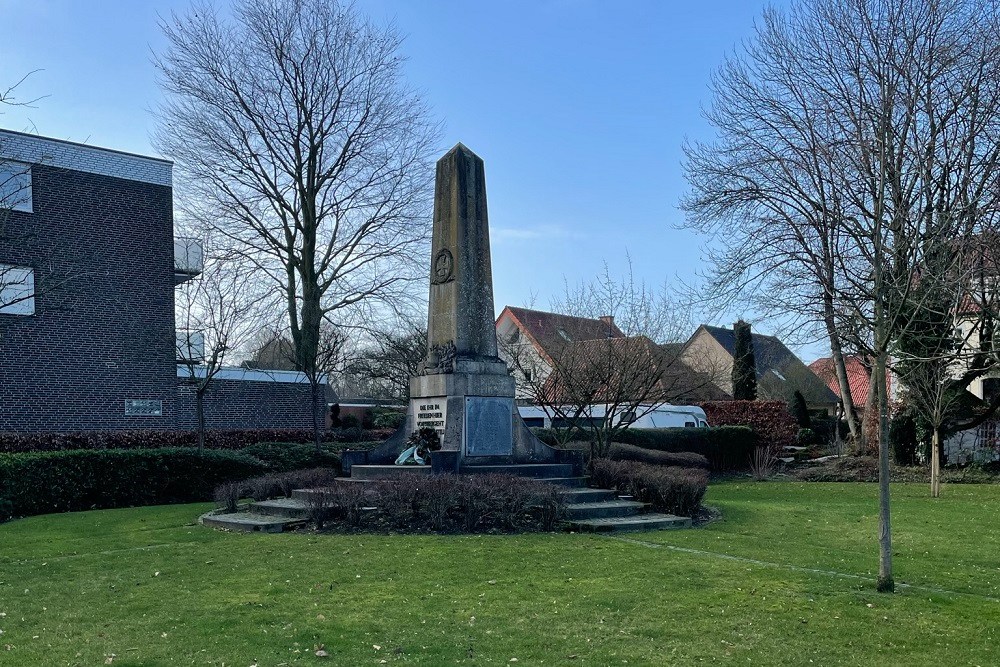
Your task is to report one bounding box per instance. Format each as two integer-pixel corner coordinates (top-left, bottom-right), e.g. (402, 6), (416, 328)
(1, 482), (998, 666)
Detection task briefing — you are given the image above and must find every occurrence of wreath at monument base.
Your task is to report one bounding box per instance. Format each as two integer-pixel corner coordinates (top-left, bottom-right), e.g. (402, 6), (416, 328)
(394, 427), (442, 465)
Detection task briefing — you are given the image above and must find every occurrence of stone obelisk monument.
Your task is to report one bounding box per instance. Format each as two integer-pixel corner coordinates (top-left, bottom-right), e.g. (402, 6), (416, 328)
(343, 143), (576, 474)
(409, 144), (517, 459)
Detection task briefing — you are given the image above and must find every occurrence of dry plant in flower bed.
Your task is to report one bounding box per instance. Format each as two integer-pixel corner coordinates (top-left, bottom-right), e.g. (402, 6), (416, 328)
(213, 468), (338, 512)
(607, 442), (710, 469)
(307, 474), (566, 534)
(590, 459), (708, 517)
(749, 445), (782, 481)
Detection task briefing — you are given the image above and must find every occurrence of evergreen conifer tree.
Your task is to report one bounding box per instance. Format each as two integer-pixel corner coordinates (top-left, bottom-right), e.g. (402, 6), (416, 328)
(732, 320), (757, 400)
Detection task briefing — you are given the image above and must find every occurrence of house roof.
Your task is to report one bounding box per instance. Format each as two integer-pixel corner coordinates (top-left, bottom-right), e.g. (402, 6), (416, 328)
(542, 335), (731, 404)
(809, 355), (885, 409)
(499, 306), (625, 362)
(697, 325), (839, 406)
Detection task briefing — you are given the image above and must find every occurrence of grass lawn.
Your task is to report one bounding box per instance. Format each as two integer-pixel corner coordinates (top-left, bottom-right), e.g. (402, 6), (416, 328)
(1, 481), (998, 666)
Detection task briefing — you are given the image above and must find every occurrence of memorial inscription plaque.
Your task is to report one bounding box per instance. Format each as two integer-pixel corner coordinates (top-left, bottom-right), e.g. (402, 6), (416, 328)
(412, 398), (448, 435)
(464, 397), (513, 456)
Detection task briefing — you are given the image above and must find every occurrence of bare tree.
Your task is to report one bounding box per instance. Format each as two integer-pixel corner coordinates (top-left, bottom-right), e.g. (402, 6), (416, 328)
(502, 263), (722, 456)
(682, 0), (1000, 593)
(345, 321), (427, 399)
(176, 254), (270, 450)
(1, 73), (41, 314)
(1, 73), (88, 334)
(896, 237), (1000, 496)
(154, 0), (440, 439)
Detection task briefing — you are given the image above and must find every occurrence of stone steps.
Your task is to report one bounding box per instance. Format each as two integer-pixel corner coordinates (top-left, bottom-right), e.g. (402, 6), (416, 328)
(201, 511), (305, 533)
(349, 465), (432, 480)
(250, 497), (311, 519)
(568, 514), (692, 533)
(565, 499), (648, 520)
(560, 488), (617, 503)
(460, 463), (575, 478)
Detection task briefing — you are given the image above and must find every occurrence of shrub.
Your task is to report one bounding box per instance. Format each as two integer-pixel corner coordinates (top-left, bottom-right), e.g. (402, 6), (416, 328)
(607, 443), (709, 470)
(341, 415), (361, 429)
(0, 428), (393, 454)
(700, 401), (798, 450)
(307, 474), (565, 534)
(371, 408), (406, 430)
(610, 427), (756, 472)
(889, 412), (918, 466)
(749, 445), (781, 480)
(0, 448), (268, 521)
(590, 459), (708, 517)
(532, 427), (591, 447)
(796, 428), (820, 446)
(240, 442), (341, 473)
(791, 390), (812, 428)
(305, 481), (368, 529)
(218, 468), (339, 507)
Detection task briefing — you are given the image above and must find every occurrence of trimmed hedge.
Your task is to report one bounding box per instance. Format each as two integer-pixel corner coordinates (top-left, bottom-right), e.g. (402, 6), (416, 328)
(240, 442), (342, 473)
(590, 459), (708, 517)
(0, 448), (267, 520)
(610, 427), (757, 472)
(0, 427), (393, 454)
(607, 443), (710, 470)
(0, 442), (348, 521)
(700, 401), (798, 450)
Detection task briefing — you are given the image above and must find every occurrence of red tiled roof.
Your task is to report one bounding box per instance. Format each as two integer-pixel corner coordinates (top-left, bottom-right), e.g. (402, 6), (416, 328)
(808, 356), (888, 409)
(499, 306), (625, 363)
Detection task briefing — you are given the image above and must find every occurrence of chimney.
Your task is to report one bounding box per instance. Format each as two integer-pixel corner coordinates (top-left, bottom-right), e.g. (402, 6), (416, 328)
(600, 315), (615, 336)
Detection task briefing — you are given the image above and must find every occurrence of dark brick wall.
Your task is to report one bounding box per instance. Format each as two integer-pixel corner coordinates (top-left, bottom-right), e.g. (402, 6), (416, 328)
(175, 379), (333, 430)
(0, 164), (178, 431)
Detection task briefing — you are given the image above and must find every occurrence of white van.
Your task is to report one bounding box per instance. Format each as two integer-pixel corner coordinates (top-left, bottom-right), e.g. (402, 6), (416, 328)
(518, 404), (709, 429)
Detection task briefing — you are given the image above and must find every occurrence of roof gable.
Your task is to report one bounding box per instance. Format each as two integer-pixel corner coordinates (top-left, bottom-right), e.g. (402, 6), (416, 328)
(500, 306), (625, 360)
(699, 324), (839, 405)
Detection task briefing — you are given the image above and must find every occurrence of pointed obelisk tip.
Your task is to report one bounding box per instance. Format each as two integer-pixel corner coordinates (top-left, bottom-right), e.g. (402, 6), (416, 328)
(441, 142), (482, 163)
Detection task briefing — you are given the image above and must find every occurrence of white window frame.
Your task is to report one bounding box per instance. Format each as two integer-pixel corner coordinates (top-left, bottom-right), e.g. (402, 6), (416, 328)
(0, 264), (35, 315)
(0, 161), (33, 213)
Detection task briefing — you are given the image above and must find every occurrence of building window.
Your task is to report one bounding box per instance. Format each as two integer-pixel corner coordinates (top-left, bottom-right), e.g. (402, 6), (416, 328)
(0, 161), (33, 213)
(0, 265), (35, 315)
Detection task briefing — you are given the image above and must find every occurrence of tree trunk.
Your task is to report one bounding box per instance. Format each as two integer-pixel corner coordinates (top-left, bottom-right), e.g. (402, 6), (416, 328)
(823, 294), (860, 442)
(931, 428), (941, 498)
(311, 378), (322, 453)
(196, 389), (206, 453)
(874, 349), (894, 593)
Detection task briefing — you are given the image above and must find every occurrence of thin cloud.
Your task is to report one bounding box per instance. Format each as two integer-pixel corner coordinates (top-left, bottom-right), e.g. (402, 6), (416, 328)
(492, 224), (585, 242)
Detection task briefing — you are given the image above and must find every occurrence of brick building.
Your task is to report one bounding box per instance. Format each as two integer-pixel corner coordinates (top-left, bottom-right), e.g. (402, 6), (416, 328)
(0, 129), (326, 432)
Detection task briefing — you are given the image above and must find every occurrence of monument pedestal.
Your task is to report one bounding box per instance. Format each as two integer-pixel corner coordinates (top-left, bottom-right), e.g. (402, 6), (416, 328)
(409, 361), (515, 459)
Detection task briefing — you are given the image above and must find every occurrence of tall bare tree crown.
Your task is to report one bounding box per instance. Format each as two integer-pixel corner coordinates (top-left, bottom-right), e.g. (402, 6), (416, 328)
(154, 0), (440, 380)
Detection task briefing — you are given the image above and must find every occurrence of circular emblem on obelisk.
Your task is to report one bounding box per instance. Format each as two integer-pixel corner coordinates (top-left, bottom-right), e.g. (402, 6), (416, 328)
(432, 247), (455, 284)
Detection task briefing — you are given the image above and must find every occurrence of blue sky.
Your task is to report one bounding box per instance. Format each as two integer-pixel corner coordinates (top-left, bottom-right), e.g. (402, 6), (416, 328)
(0, 0), (822, 358)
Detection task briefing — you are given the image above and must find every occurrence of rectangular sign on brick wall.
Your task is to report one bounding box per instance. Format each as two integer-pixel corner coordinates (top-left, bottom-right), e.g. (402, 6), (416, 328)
(124, 399), (163, 417)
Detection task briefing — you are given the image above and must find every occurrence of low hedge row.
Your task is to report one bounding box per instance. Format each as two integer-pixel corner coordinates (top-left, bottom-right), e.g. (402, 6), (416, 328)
(306, 473), (566, 534)
(607, 443), (710, 469)
(610, 427), (757, 472)
(0, 427), (393, 454)
(0, 443), (344, 521)
(590, 459), (708, 517)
